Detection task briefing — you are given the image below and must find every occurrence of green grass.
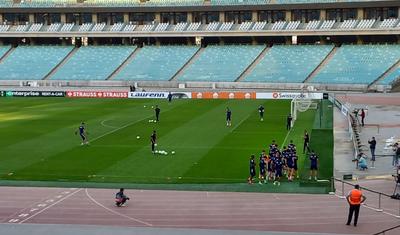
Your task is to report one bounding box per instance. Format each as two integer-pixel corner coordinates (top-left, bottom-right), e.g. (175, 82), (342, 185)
(0, 97), (332, 192)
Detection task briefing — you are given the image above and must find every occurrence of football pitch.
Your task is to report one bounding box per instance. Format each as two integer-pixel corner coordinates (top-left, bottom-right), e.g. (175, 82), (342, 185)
(0, 97), (333, 192)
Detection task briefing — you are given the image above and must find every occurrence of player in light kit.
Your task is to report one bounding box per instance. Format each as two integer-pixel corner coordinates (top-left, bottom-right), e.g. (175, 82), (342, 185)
(258, 105), (265, 121)
(75, 122), (88, 145)
(226, 107), (232, 126)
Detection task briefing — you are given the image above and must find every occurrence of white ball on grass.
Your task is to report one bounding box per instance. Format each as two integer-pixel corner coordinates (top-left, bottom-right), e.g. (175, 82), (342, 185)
(171, 151), (175, 155)
(136, 136), (140, 139)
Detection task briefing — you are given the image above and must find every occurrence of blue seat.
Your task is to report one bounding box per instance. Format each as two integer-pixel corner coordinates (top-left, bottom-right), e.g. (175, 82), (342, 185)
(114, 46), (199, 81)
(0, 46), (73, 80)
(245, 45), (334, 83)
(179, 45), (265, 82)
(311, 45), (400, 84)
(379, 66), (400, 85)
(51, 46), (136, 80)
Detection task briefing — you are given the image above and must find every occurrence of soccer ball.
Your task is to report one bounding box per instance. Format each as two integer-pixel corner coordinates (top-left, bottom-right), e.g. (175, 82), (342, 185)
(143, 105), (146, 108)
(136, 136), (140, 139)
(171, 151), (175, 155)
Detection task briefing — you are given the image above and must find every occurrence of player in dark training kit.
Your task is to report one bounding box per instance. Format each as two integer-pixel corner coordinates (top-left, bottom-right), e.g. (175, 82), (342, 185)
(226, 107), (232, 126)
(150, 130), (157, 153)
(259, 152), (266, 184)
(258, 105), (265, 121)
(248, 155), (256, 184)
(309, 150), (319, 180)
(75, 122), (88, 145)
(155, 105), (161, 122)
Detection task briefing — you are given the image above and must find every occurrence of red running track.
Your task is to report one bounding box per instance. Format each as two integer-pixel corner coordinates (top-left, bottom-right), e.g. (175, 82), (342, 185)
(0, 186), (399, 234)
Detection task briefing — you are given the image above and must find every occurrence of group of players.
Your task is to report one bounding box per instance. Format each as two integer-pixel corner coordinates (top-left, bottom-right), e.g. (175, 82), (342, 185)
(248, 139), (319, 185)
(248, 140), (299, 185)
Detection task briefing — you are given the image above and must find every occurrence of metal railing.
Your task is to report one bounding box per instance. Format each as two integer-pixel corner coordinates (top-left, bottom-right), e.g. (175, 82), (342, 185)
(332, 178), (400, 218)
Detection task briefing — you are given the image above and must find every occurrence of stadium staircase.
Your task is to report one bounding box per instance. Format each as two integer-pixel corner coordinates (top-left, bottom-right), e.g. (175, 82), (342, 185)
(303, 46), (338, 83)
(169, 46), (205, 81)
(107, 47), (141, 80)
(367, 58), (400, 89)
(235, 45), (270, 82)
(0, 46), (15, 64)
(43, 47), (78, 80)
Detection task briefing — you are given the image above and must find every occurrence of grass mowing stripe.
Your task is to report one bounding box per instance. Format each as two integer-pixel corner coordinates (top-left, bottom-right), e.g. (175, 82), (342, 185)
(0, 98), (333, 193)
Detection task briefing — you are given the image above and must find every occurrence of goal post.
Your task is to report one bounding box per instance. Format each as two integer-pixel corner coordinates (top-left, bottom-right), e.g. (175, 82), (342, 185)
(290, 94), (318, 127)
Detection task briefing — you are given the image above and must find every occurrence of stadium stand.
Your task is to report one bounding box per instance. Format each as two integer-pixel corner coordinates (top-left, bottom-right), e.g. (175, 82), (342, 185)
(114, 46), (199, 81)
(239, 22), (253, 31)
(174, 22), (188, 31)
(28, 23), (43, 32)
(311, 44), (400, 84)
(251, 21), (267, 30)
(60, 23), (74, 32)
(79, 23), (94, 32)
(178, 45), (265, 82)
(245, 45), (334, 83)
(110, 23), (125, 32)
(319, 20), (335, 30)
(219, 22), (234, 31)
(0, 46), (73, 80)
(48, 23), (62, 32)
(92, 23), (106, 32)
(379, 19), (399, 28)
(186, 22), (201, 31)
(0, 24), (10, 32)
(356, 19), (376, 29)
(306, 20), (321, 30)
(340, 19), (359, 29)
(154, 23), (170, 31)
(123, 24), (137, 31)
(50, 46), (136, 80)
(15, 24), (30, 32)
(379, 66), (400, 85)
(211, 0), (270, 5)
(0, 45), (11, 59)
(206, 22), (220, 31)
(142, 24), (156, 31)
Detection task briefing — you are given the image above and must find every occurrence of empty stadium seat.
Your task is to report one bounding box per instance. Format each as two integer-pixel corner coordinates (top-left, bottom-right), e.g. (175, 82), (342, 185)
(379, 66), (400, 85)
(0, 45), (11, 58)
(51, 46), (136, 80)
(245, 45), (334, 83)
(179, 45), (265, 82)
(114, 45), (199, 81)
(311, 44), (400, 84)
(0, 46), (73, 80)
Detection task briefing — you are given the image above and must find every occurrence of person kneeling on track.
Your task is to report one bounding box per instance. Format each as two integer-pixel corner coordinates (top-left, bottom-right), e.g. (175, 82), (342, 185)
(115, 188), (130, 207)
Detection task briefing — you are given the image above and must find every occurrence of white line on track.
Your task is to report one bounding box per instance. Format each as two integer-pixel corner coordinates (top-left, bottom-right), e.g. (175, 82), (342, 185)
(18, 189), (82, 224)
(84, 188), (153, 227)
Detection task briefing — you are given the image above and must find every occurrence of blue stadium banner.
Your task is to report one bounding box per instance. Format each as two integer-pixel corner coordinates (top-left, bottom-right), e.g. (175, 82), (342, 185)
(0, 91), (65, 97)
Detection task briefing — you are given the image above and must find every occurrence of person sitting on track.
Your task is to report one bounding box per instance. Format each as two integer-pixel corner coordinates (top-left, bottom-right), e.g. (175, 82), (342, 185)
(115, 188), (130, 207)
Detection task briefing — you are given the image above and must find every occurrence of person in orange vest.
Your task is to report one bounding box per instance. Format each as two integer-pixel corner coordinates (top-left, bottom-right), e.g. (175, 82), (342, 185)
(346, 184), (366, 226)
